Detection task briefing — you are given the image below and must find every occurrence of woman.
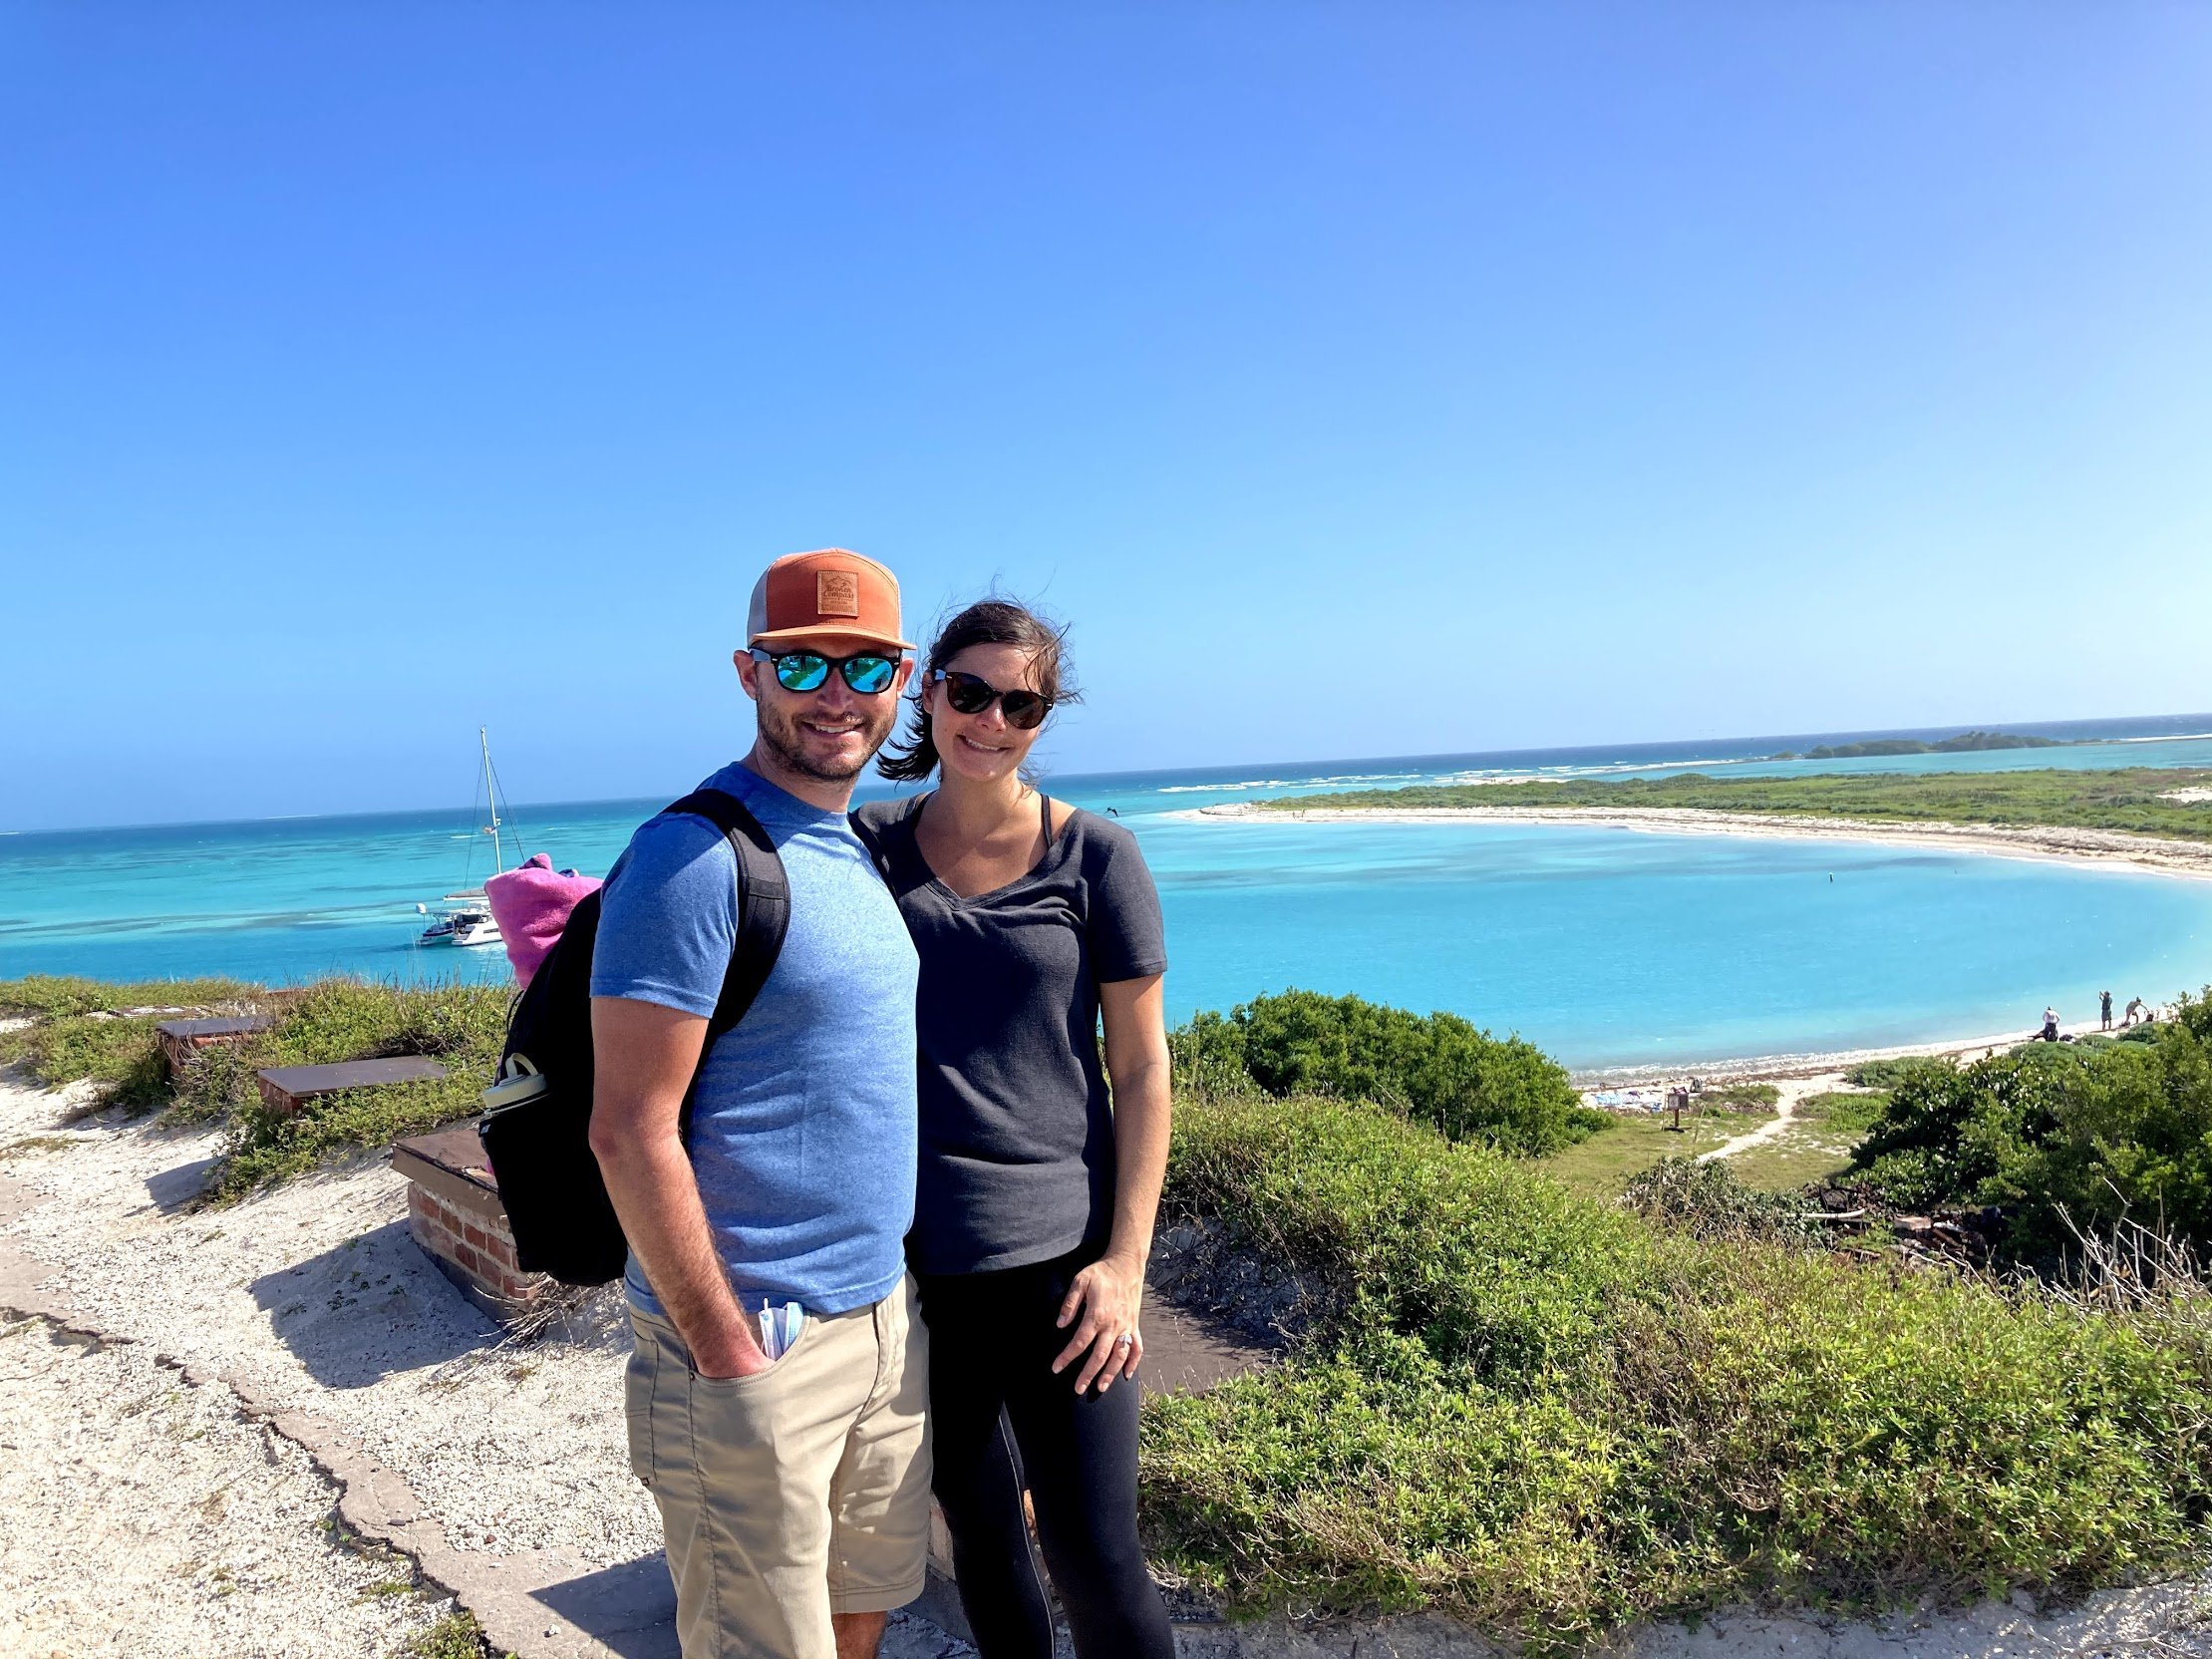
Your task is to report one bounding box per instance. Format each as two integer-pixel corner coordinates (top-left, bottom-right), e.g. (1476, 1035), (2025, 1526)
(855, 599), (1176, 1659)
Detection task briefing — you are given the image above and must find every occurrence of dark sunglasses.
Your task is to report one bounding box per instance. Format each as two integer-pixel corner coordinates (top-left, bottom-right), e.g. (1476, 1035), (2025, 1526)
(930, 668), (1053, 730)
(751, 648), (900, 695)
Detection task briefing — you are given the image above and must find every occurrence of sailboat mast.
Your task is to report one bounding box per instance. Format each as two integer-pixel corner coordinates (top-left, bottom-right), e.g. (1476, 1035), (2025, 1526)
(480, 726), (504, 875)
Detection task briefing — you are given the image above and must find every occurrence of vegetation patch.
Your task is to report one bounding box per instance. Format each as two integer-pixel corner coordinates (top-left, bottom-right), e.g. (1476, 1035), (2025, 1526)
(1, 1134), (81, 1158)
(396, 1608), (515, 1659)
(2, 974), (508, 1200)
(1845, 994), (2212, 1261)
(1728, 1090), (1886, 1192)
(1145, 1098), (2212, 1640)
(1533, 1103), (1769, 1199)
(182, 979), (511, 1202)
(1260, 766), (2212, 841)
(1696, 1081), (1779, 1111)
(1171, 990), (1609, 1156)
(0, 974), (261, 1020)
(0, 1012), (173, 1111)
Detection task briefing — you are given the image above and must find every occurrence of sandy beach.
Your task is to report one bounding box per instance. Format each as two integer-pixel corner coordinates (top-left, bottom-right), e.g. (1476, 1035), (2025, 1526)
(1191, 801), (2212, 880)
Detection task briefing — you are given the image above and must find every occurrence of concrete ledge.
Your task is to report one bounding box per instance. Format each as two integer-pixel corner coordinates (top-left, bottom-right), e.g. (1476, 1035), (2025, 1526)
(257, 1057), (448, 1116)
(155, 1015), (273, 1076)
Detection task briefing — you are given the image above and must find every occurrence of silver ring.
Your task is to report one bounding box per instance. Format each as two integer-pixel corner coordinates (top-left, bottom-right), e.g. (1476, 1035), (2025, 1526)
(1113, 1333), (1134, 1348)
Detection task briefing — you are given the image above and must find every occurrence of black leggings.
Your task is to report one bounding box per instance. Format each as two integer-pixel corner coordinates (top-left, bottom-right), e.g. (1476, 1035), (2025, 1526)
(915, 1249), (1175, 1659)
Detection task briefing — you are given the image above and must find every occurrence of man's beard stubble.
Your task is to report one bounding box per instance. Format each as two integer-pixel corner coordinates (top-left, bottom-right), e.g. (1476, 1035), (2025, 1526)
(755, 694), (897, 784)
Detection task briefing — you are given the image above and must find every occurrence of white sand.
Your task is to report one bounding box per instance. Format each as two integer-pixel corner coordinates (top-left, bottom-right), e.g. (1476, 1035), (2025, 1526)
(0, 1309), (454, 1659)
(1189, 801), (2212, 880)
(0, 1062), (970, 1659)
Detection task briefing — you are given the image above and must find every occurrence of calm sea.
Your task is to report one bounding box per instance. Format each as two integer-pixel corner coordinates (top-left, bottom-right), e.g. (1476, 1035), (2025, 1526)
(6, 714), (2211, 1073)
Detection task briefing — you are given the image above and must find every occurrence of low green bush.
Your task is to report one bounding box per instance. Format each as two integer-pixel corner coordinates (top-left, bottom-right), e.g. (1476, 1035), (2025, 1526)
(1618, 1157), (1817, 1244)
(0, 974), (260, 1019)
(0, 975), (268, 1114)
(1848, 995), (2212, 1257)
(1795, 1089), (1889, 1136)
(0, 1013), (172, 1110)
(1146, 1093), (2212, 1638)
(1175, 990), (1601, 1156)
(1167, 1092), (1654, 1387)
(1843, 1055), (1953, 1091)
(1165, 1010), (1261, 1101)
(187, 979), (510, 1201)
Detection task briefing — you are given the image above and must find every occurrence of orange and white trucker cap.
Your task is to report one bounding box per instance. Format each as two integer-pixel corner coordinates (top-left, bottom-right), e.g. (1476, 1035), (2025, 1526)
(747, 548), (914, 652)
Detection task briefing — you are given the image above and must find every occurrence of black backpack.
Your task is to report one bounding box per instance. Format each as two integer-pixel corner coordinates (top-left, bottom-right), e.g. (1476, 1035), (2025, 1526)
(477, 789), (790, 1286)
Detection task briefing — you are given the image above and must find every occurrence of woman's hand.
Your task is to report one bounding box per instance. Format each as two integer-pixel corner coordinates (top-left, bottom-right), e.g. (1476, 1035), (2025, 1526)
(1052, 1250), (1146, 1393)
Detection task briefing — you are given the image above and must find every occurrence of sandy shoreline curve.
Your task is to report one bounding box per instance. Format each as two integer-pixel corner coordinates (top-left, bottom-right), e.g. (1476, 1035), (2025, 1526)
(1185, 800), (2207, 1086)
(1187, 800), (2212, 880)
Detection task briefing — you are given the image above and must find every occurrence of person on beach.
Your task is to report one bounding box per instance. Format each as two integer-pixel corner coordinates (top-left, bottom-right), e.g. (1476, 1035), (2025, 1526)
(2041, 1005), (2060, 1042)
(856, 600), (1178, 1659)
(2102, 989), (2114, 1031)
(589, 549), (929, 1659)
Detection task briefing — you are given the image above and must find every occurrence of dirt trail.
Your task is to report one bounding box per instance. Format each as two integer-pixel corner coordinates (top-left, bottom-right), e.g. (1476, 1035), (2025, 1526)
(1698, 1074), (1844, 1163)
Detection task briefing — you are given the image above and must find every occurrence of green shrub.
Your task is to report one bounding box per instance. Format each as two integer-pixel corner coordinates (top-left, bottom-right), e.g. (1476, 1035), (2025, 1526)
(1145, 1091), (2212, 1637)
(1619, 1157), (1817, 1244)
(1606, 1243), (2212, 1613)
(1165, 1009), (1260, 1101)
(198, 979), (510, 1201)
(1795, 1089), (1889, 1136)
(1185, 990), (1597, 1156)
(1843, 1055), (1953, 1091)
(0, 976), (267, 1114)
(1168, 1093), (1655, 1388)
(0, 1013), (170, 1110)
(0, 974), (260, 1019)
(1848, 998), (2212, 1257)
(1143, 1334), (1624, 1628)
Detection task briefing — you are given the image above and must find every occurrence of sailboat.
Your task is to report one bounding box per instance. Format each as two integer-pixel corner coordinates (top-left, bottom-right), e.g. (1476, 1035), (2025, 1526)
(416, 728), (509, 948)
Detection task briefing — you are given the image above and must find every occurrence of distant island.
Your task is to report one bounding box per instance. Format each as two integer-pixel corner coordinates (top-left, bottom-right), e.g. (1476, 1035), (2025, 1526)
(1770, 730), (2063, 761)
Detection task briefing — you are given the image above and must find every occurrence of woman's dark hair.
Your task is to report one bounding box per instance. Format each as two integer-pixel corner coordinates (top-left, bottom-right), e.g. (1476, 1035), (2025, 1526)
(877, 597), (1080, 783)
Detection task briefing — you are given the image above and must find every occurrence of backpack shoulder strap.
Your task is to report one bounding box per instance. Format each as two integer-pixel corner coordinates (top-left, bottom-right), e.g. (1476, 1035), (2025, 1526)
(660, 788), (790, 1044)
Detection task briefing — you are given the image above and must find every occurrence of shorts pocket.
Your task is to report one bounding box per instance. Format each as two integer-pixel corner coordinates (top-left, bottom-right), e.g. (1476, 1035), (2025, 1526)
(623, 1319), (662, 1487)
(690, 1311), (818, 1394)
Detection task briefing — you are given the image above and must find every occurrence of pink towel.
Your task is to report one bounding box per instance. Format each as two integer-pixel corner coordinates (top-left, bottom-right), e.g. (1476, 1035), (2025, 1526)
(484, 853), (602, 989)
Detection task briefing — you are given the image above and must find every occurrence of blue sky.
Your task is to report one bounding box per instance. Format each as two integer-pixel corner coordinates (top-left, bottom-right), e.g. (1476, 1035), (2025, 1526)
(4, 5), (2209, 831)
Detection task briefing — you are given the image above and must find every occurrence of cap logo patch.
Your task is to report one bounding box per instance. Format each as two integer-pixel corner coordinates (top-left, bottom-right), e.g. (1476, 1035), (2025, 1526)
(816, 570), (861, 617)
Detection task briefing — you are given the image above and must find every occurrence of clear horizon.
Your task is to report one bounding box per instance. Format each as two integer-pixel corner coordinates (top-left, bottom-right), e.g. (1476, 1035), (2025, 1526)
(5, 8), (2209, 831)
(8, 707), (2209, 838)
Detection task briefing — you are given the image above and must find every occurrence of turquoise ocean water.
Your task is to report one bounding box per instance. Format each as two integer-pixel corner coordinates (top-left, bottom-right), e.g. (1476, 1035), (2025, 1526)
(6, 714), (2211, 1073)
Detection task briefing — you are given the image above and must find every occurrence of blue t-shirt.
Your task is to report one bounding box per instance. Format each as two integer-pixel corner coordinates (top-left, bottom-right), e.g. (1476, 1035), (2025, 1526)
(590, 762), (919, 1318)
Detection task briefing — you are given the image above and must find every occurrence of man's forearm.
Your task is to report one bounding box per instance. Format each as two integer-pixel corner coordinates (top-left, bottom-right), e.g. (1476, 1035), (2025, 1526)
(595, 1131), (763, 1375)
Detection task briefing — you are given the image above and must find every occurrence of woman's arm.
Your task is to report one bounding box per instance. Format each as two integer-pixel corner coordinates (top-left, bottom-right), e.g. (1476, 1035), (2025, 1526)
(1053, 971), (1171, 1393)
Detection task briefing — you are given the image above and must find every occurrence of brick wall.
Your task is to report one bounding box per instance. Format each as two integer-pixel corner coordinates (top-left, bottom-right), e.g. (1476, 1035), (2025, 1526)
(407, 1181), (542, 1308)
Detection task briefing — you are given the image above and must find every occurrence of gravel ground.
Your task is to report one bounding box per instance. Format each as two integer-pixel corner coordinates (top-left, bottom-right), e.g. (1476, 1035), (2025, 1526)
(0, 1061), (972, 1658)
(0, 1310), (451, 1659)
(0, 1083), (661, 1564)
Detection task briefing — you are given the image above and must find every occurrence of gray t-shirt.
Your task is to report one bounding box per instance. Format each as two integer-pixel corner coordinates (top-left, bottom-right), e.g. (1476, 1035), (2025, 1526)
(854, 796), (1167, 1275)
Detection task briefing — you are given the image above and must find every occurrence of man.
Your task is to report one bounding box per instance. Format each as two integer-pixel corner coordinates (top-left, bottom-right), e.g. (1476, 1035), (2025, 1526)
(587, 549), (927, 1659)
(2101, 989), (2114, 1031)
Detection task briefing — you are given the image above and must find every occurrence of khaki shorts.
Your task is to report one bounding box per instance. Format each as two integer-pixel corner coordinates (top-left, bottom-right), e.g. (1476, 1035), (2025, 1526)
(625, 1278), (931, 1659)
